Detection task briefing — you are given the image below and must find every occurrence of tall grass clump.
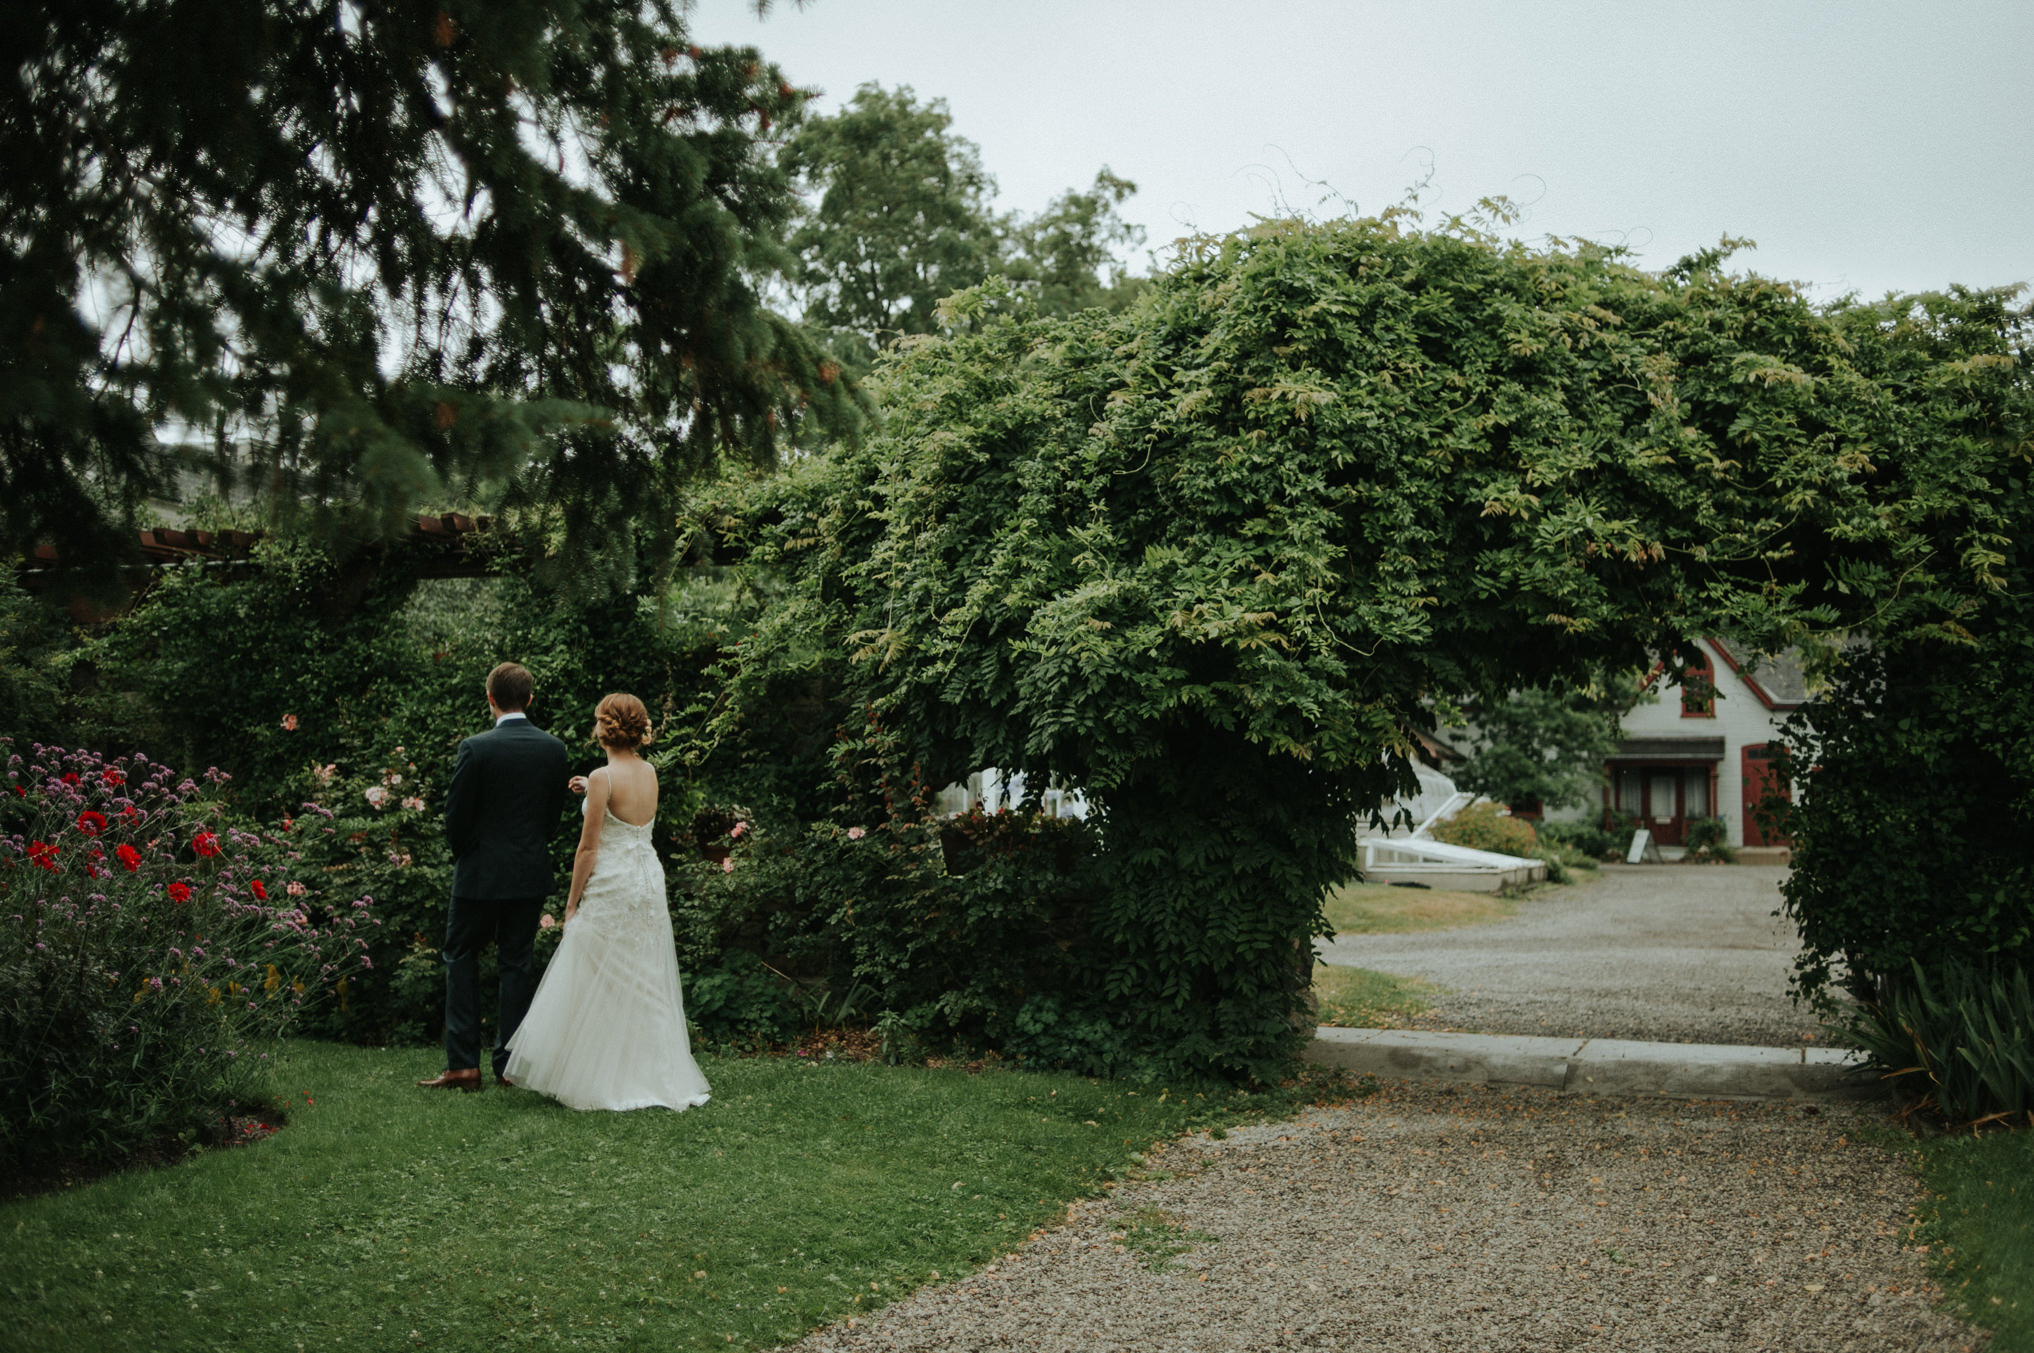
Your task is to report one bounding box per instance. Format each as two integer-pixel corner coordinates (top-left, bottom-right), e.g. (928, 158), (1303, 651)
(0, 740), (374, 1168)
(1851, 958), (2034, 1128)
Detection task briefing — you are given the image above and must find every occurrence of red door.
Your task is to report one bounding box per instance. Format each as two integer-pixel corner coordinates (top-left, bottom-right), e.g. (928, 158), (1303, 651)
(1741, 743), (1789, 847)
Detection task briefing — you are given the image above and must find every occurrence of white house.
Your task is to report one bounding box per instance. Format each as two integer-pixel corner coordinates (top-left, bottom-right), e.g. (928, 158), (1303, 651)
(1592, 639), (1805, 851)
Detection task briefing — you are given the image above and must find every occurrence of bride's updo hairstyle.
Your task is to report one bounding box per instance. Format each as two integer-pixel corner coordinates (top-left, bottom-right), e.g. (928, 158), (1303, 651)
(593, 693), (653, 751)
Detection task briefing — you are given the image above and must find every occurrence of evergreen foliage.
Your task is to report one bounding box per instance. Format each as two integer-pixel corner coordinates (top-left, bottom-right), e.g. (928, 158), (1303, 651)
(3, 0), (859, 574)
(0, 573), (64, 742)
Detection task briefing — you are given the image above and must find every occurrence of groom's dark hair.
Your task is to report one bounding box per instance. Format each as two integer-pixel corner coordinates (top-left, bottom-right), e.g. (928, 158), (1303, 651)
(487, 662), (535, 712)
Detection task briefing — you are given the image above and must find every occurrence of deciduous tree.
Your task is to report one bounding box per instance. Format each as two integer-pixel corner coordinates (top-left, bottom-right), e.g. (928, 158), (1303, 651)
(780, 83), (1001, 369)
(1447, 676), (1638, 815)
(781, 83), (1146, 371)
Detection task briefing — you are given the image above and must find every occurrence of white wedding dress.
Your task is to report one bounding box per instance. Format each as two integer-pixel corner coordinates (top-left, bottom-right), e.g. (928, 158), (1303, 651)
(503, 801), (711, 1112)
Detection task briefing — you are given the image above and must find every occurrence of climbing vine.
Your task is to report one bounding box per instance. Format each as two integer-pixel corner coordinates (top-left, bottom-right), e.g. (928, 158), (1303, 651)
(723, 216), (2030, 1078)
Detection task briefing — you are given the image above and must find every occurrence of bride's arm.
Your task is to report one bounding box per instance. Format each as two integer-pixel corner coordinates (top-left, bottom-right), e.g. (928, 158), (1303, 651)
(563, 768), (608, 922)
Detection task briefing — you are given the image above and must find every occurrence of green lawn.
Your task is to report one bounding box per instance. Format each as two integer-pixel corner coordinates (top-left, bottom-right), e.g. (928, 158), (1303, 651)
(1323, 881), (1518, 934)
(1917, 1127), (2034, 1351)
(2, 1042), (1306, 1352)
(1312, 964), (1440, 1027)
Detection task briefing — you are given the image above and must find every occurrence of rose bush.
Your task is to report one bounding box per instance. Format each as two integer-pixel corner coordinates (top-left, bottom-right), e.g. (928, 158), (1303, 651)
(0, 740), (373, 1168)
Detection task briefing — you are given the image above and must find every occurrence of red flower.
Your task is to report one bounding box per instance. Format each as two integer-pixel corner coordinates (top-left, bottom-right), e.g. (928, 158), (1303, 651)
(76, 810), (108, 836)
(115, 844), (141, 872)
(102, 769), (125, 788)
(192, 831), (220, 858)
(10, 784), (22, 798)
(61, 772), (79, 785)
(168, 880), (192, 905)
(120, 805), (138, 820)
(26, 840), (58, 871)
(250, 879), (267, 900)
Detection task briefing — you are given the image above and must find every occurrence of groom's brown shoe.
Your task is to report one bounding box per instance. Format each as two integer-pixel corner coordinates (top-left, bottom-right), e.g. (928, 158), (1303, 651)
(417, 1068), (482, 1092)
(495, 1071), (516, 1088)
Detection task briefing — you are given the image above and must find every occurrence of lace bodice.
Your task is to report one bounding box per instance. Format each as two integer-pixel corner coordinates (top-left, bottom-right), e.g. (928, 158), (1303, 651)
(569, 804), (667, 940)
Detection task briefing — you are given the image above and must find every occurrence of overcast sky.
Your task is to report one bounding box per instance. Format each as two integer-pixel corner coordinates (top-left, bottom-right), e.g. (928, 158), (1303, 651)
(693, 0), (2032, 301)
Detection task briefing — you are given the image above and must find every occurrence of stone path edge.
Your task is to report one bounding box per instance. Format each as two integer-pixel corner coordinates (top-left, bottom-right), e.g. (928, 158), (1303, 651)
(1306, 1027), (1889, 1102)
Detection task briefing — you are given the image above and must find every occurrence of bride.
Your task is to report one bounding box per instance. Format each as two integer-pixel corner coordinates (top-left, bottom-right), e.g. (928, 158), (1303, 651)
(503, 693), (711, 1112)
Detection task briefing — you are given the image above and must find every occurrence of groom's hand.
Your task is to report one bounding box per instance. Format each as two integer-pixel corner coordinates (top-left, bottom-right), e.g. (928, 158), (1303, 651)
(567, 776), (589, 796)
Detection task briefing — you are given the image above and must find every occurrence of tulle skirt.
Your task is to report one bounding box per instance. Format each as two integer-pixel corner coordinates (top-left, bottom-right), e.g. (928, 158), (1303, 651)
(503, 866), (710, 1113)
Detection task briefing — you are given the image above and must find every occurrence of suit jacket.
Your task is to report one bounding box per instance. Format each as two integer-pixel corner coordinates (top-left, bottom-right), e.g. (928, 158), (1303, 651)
(443, 717), (573, 900)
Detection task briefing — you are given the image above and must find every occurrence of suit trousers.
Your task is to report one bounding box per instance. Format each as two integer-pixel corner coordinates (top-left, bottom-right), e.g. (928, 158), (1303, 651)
(442, 893), (545, 1073)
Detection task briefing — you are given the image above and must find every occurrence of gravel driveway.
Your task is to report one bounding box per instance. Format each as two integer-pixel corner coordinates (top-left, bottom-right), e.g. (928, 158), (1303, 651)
(779, 1081), (1976, 1352)
(1316, 865), (1826, 1047)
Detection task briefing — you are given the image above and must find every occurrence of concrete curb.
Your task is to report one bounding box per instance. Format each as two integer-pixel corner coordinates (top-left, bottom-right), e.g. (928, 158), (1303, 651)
(1306, 1028), (1886, 1102)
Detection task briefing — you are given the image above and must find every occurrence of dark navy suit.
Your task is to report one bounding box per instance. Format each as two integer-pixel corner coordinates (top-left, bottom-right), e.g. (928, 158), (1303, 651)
(440, 713), (572, 1073)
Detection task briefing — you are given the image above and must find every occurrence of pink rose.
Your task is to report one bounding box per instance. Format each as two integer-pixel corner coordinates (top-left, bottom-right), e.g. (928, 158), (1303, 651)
(720, 856), (735, 874)
(363, 785), (388, 809)
(846, 826), (866, 841)
(730, 821), (746, 839)
(280, 714), (299, 731)
(539, 914), (556, 930)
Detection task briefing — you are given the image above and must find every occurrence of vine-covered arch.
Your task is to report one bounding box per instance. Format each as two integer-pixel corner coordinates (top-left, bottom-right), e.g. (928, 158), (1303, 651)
(731, 216), (2029, 1078)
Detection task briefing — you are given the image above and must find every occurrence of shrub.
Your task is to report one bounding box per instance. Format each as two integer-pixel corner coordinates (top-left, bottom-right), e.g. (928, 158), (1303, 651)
(283, 748), (455, 1044)
(1430, 801), (1539, 857)
(0, 741), (372, 1168)
(681, 952), (803, 1048)
(797, 804), (1108, 1067)
(1778, 640), (2034, 1008)
(659, 760), (1117, 1066)
(1529, 843), (1601, 885)
(1539, 818), (1624, 860)
(1769, 288), (2034, 1010)
(0, 574), (64, 745)
(1850, 959), (2034, 1127)
(1682, 816), (1736, 863)
(666, 805), (831, 1046)
(57, 560), (764, 1046)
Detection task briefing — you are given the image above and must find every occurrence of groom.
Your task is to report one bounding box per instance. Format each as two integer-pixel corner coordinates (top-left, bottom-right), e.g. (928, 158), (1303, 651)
(419, 661), (572, 1092)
